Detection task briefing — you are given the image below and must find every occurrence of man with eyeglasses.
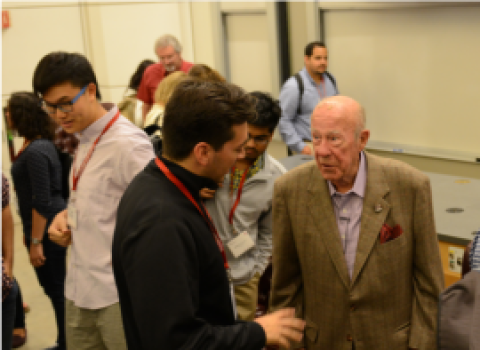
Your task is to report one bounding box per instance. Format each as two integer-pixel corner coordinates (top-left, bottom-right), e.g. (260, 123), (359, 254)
(202, 91), (286, 321)
(33, 52), (155, 350)
(137, 34), (193, 120)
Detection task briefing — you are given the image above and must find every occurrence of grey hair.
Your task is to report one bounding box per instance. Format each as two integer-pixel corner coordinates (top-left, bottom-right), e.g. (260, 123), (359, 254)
(154, 34), (182, 54)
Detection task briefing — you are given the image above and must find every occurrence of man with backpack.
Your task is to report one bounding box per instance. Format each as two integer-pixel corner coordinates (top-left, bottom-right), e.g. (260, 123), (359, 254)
(279, 41), (338, 155)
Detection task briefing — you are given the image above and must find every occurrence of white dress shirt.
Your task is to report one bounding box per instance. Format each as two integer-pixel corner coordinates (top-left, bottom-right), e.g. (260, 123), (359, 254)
(65, 105), (155, 309)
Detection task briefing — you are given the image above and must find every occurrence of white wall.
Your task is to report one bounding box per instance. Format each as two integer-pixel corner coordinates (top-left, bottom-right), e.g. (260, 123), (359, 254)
(2, 1), (194, 173)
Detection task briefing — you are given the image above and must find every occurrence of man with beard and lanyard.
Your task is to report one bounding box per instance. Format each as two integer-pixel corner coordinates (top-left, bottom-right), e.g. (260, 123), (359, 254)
(112, 80), (306, 349)
(202, 91), (286, 322)
(137, 34), (193, 121)
(279, 41), (338, 155)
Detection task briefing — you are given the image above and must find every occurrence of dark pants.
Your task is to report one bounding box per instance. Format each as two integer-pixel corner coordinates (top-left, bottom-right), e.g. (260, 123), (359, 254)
(14, 281), (25, 329)
(26, 235), (67, 349)
(2, 278), (18, 350)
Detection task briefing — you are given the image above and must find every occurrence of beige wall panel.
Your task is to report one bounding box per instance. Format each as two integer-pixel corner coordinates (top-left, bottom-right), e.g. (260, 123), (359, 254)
(268, 139), (288, 161)
(225, 14), (272, 93)
(190, 2), (217, 68)
(82, 0), (174, 5)
(2, 2), (72, 9)
(89, 2), (189, 90)
(2, 6), (85, 96)
(104, 86), (128, 106)
(220, 1), (266, 12)
(324, 6), (480, 158)
(287, 2), (308, 75)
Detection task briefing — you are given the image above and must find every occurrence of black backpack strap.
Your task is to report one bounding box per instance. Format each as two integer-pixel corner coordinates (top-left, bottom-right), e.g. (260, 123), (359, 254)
(294, 73), (304, 115)
(324, 71), (338, 94)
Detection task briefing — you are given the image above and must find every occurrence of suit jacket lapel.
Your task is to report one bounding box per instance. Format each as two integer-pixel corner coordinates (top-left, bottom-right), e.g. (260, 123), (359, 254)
(307, 165), (350, 290)
(351, 154), (391, 286)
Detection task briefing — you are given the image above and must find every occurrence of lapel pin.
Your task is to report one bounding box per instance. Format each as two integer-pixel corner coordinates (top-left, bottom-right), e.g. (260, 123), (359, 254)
(374, 204), (383, 213)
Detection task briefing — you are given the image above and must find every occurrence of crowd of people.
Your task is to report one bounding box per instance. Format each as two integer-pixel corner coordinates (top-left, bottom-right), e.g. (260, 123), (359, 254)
(1, 33), (478, 350)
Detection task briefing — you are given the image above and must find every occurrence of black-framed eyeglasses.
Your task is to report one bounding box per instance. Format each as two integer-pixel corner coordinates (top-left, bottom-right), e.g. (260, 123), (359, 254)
(41, 85), (88, 115)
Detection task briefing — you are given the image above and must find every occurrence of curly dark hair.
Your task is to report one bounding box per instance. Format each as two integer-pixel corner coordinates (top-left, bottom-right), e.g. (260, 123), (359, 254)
(249, 91), (281, 133)
(7, 92), (55, 141)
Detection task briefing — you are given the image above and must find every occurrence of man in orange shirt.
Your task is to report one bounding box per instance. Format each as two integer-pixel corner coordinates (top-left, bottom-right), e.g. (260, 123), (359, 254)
(137, 34), (193, 120)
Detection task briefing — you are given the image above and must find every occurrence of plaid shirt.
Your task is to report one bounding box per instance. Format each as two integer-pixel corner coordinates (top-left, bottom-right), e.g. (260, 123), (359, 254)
(54, 127), (78, 156)
(470, 230), (480, 271)
(230, 154), (264, 191)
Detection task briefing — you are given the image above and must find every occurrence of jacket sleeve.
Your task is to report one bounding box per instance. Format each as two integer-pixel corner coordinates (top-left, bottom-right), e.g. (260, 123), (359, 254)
(120, 218), (266, 350)
(278, 78), (305, 153)
(409, 176), (444, 349)
(269, 179), (305, 347)
(255, 207), (273, 274)
(26, 147), (54, 219)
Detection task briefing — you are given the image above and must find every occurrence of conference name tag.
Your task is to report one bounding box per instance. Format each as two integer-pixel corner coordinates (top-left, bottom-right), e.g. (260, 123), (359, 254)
(67, 191), (77, 229)
(227, 231), (254, 258)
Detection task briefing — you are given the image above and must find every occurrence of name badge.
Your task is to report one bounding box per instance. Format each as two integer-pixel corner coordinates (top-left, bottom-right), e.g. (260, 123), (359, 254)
(67, 191), (77, 229)
(227, 231), (254, 258)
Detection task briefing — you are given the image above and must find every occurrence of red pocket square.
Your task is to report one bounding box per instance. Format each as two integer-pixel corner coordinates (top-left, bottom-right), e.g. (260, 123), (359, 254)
(380, 224), (403, 244)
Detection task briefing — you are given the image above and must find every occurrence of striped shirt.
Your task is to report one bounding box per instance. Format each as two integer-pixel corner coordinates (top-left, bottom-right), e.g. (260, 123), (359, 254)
(470, 230), (480, 271)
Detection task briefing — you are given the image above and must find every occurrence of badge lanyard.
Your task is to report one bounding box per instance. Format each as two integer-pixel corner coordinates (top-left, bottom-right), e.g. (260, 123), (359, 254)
(155, 157), (230, 272)
(71, 112), (120, 191)
(228, 167), (249, 232)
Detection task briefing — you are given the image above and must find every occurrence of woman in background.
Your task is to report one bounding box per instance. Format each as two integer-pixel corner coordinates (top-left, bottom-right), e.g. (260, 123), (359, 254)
(143, 71), (188, 152)
(118, 59), (155, 127)
(8, 92), (67, 350)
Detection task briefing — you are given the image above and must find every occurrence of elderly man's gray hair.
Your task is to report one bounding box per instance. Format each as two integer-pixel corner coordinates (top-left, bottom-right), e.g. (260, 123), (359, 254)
(154, 34), (182, 54)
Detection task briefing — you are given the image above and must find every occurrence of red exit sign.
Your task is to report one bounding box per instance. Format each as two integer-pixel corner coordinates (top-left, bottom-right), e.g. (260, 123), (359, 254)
(2, 10), (10, 29)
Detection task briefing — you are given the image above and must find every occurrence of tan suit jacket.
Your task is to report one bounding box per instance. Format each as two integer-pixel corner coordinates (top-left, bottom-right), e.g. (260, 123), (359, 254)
(270, 153), (444, 350)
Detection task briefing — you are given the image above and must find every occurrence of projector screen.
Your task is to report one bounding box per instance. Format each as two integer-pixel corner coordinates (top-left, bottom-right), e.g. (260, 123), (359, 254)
(323, 4), (480, 162)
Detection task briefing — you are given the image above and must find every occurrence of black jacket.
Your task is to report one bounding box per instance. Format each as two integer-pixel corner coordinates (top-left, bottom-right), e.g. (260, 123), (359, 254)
(112, 158), (266, 349)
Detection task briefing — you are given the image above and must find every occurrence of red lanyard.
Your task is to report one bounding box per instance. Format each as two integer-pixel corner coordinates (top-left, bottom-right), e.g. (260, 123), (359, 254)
(155, 157), (230, 270)
(316, 79), (326, 99)
(228, 167), (249, 225)
(72, 112), (120, 191)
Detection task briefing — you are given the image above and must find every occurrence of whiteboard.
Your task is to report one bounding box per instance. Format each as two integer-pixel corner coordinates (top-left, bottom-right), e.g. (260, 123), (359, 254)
(323, 5), (480, 162)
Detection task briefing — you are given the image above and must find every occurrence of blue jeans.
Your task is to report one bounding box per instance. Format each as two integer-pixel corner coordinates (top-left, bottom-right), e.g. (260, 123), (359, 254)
(2, 278), (18, 350)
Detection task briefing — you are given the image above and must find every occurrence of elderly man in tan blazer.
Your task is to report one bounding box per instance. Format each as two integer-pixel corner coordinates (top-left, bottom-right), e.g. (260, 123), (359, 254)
(270, 96), (444, 350)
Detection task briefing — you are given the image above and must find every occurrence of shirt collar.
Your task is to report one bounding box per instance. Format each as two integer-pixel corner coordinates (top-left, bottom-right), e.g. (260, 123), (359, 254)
(77, 103), (118, 141)
(328, 151), (367, 198)
(302, 67), (324, 87)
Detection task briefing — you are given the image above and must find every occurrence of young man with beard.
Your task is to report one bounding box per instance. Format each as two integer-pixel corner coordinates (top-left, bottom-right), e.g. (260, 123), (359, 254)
(203, 91), (286, 321)
(112, 81), (305, 349)
(279, 42), (338, 155)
